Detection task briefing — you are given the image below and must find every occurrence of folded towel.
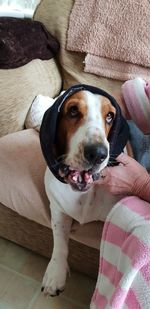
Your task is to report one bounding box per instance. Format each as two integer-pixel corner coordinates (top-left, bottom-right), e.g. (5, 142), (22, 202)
(0, 17), (59, 69)
(67, 0), (150, 81)
(91, 196), (150, 309)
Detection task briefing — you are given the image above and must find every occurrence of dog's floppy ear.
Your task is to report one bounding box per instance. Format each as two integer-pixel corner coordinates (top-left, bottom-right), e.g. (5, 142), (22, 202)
(108, 112), (129, 161)
(107, 99), (130, 160)
(40, 91), (67, 183)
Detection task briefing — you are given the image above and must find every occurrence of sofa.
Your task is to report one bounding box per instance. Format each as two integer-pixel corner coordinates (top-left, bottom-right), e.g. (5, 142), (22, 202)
(0, 0), (122, 279)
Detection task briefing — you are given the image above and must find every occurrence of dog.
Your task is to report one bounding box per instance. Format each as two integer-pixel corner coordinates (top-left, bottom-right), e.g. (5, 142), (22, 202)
(40, 85), (130, 296)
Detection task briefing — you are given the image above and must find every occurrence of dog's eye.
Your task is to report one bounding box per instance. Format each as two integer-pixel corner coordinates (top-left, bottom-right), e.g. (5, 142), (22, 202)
(68, 105), (79, 118)
(106, 112), (114, 124)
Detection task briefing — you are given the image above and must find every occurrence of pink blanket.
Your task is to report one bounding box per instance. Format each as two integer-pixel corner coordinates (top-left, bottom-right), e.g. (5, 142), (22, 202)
(91, 196), (150, 308)
(67, 0), (150, 81)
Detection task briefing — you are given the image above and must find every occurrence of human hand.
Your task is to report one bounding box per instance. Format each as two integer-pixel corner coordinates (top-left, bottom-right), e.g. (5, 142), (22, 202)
(95, 153), (150, 199)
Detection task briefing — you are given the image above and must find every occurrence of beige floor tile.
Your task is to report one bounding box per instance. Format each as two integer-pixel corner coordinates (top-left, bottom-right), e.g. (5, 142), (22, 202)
(0, 266), (15, 296)
(20, 252), (48, 281)
(1, 273), (39, 309)
(0, 238), (95, 309)
(0, 238), (9, 251)
(31, 292), (86, 309)
(0, 238), (29, 271)
(0, 301), (13, 309)
(21, 255), (95, 306)
(63, 270), (96, 306)
(20, 252), (95, 306)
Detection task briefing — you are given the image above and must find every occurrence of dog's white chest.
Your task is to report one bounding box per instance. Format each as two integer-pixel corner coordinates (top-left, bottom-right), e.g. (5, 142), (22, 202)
(45, 168), (118, 224)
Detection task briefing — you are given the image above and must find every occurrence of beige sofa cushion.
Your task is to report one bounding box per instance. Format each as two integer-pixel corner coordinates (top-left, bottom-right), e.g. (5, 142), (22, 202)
(34, 0), (122, 92)
(0, 128), (101, 249)
(0, 59), (62, 137)
(0, 129), (50, 227)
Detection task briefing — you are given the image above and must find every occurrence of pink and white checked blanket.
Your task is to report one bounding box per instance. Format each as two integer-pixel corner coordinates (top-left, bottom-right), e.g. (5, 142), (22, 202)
(91, 196), (150, 308)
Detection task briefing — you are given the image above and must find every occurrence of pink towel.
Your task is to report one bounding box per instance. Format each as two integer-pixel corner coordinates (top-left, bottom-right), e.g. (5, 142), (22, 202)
(90, 196), (150, 308)
(67, 0), (150, 81)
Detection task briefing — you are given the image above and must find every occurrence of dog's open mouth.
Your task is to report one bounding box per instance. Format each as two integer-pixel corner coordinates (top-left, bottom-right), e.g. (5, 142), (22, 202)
(59, 165), (100, 191)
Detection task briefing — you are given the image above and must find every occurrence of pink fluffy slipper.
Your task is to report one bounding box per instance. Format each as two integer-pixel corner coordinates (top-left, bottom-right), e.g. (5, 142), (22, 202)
(122, 78), (150, 134)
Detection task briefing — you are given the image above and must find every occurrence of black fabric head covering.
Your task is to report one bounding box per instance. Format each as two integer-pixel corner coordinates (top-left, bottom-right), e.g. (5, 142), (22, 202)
(40, 84), (130, 183)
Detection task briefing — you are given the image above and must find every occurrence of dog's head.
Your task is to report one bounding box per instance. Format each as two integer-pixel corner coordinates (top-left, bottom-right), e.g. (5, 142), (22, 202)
(55, 90), (115, 191)
(40, 85), (129, 192)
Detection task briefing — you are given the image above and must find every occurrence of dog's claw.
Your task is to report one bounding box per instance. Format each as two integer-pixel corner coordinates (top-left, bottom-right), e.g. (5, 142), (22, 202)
(41, 286), (64, 297)
(56, 289), (60, 296)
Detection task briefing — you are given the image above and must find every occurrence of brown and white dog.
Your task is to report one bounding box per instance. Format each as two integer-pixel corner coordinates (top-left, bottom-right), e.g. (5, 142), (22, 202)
(40, 86), (129, 296)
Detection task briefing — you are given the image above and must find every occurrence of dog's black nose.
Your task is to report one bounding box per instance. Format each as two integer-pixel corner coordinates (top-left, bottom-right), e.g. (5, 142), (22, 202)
(84, 143), (108, 164)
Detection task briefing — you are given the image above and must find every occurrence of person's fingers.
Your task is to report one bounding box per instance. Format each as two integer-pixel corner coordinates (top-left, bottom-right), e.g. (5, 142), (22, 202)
(116, 153), (131, 165)
(94, 167), (109, 184)
(100, 168), (107, 178)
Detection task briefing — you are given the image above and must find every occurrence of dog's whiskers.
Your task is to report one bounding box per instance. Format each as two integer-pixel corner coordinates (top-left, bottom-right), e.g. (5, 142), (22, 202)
(51, 159), (65, 169)
(51, 154), (68, 170)
(57, 154), (67, 161)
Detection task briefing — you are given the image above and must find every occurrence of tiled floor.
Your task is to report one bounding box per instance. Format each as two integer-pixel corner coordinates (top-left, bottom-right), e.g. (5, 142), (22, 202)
(0, 237), (96, 308)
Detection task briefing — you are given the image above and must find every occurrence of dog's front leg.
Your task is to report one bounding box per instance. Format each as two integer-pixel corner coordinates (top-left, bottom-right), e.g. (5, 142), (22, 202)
(42, 206), (72, 296)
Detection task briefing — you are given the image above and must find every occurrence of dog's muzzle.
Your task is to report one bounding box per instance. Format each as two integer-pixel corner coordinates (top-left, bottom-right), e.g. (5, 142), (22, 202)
(59, 163), (100, 191)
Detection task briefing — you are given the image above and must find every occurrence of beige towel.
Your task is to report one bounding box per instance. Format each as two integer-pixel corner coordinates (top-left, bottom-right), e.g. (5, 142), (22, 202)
(67, 0), (150, 81)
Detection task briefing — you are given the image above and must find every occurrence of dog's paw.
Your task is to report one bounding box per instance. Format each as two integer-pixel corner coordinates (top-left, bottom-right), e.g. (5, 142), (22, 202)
(41, 259), (68, 296)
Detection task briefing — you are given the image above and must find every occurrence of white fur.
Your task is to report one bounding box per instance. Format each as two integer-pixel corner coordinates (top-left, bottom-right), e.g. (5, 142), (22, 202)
(41, 91), (120, 296)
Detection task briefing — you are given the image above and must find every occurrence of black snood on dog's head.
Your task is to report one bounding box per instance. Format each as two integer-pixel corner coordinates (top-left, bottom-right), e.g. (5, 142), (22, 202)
(40, 84), (130, 183)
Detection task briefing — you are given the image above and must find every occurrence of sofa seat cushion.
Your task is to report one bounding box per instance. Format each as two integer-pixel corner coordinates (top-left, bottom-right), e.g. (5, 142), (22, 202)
(0, 129), (102, 249)
(0, 129), (50, 227)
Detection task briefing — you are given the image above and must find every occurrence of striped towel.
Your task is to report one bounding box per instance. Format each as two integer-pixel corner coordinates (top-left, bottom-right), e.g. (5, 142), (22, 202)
(90, 196), (150, 308)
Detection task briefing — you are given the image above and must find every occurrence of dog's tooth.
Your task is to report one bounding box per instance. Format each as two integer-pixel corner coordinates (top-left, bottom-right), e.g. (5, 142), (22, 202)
(88, 176), (93, 183)
(84, 172), (90, 182)
(78, 174), (82, 183)
(72, 174), (78, 182)
(78, 184), (83, 191)
(59, 169), (65, 177)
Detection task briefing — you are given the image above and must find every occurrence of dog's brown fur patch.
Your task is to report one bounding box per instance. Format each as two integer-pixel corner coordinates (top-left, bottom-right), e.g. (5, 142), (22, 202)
(55, 91), (87, 156)
(101, 97), (116, 136)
